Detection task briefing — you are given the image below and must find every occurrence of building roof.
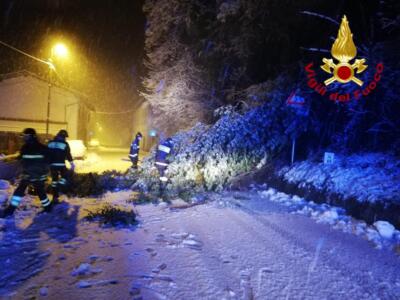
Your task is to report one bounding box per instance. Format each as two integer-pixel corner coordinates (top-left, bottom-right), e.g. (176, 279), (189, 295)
(0, 70), (95, 111)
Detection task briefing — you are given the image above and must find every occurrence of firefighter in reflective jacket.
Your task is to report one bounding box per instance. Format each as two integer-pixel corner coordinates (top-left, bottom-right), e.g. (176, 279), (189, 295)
(129, 132), (142, 168)
(1, 128), (52, 218)
(48, 130), (75, 203)
(155, 138), (173, 182)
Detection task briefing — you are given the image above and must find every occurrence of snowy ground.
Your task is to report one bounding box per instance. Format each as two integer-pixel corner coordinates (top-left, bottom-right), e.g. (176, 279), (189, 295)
(74, 150), (148, 174)
(1, 190), (399, 299)
(0, 149), (136, 179)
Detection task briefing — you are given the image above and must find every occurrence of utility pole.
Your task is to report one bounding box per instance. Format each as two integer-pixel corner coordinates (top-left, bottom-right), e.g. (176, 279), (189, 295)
(46, 61), (54, 139)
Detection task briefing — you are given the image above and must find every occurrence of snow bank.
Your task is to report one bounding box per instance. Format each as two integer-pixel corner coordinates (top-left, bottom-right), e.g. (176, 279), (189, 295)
(279, 153), (400, 204)
(0, 191), (8, 205)
(0, 180), (10, 206)
(374, 221), (395, 239)
(258, 187), (400, 251)
(0, 180), (10, 190)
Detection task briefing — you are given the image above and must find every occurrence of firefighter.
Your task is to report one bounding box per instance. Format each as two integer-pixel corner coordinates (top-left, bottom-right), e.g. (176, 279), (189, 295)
(1, 128), (52, 218)
(48, 129), (75, 203)
(155, 137), (173, 183)
(129, 132), (142, 168)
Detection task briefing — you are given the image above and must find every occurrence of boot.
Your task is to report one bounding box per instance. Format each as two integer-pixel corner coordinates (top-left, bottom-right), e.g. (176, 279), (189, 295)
(0, 205), (16, 218)
(52, 196), (60, 206)
(27, 186), (37, 196)
(40, 202), (53, 214)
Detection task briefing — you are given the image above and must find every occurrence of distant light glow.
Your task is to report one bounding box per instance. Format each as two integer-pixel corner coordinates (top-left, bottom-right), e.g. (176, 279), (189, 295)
(149, 129), (157, 137)
(52, 43), (68, 59)
(89, 139), (100, 147)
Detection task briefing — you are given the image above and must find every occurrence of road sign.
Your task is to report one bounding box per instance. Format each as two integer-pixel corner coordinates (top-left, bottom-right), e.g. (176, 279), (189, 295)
(324, 152), (335, 164)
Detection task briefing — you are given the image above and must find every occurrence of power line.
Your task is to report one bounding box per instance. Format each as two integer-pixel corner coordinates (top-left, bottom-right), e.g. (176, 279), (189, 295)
(0, 40), (52, 68)
(94, 109), (136, 115)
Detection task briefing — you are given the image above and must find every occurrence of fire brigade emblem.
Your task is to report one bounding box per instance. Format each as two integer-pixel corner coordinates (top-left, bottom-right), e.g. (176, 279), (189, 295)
(321, 15), (367, 86)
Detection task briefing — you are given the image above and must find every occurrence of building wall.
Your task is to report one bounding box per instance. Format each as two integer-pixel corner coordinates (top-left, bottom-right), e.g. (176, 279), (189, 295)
(91, 101), (153, 150)
(0, 73), (85, 139)
(93, 112), (133, 148)
(131, 101), (156, 152)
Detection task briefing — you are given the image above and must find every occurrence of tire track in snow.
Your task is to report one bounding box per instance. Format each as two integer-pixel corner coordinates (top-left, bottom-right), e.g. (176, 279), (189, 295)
(226, 194), (400, 299)
(220, 208), (357, 299)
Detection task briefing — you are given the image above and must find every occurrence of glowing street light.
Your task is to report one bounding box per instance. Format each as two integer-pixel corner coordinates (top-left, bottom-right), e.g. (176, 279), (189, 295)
(46, 42), (69, 137)
(52, 43), (69, 59)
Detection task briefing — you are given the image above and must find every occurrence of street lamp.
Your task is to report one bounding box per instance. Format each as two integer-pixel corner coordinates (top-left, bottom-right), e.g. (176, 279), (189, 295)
(45, 42), (69, 138)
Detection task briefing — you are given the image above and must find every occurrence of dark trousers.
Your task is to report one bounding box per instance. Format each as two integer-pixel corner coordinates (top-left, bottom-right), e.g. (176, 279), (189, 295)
(156, 165), (168, 180)
(50, 167), (69, 198)
(10, 179), (50, 207)
(130, 153), (139, 168)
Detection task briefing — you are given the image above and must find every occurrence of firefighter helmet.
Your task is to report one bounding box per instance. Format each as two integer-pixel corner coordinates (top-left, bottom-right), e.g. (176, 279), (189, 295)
(22, 128), (37, 136)
(57, 129), (69, 138)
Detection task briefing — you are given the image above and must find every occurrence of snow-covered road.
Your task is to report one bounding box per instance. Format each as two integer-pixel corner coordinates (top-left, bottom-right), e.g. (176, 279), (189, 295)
(74, 149), (149, 174)
(1, 191), (399, 299)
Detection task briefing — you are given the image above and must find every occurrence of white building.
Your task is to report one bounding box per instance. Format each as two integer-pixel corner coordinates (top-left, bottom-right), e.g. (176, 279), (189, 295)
(0, 70), (93, 153)
(0, 70), (92, 138)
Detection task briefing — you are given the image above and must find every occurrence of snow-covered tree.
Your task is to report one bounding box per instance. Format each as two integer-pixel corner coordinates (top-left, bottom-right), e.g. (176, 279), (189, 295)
(142, 0), (399, 152)
(142, 0), (216, 135)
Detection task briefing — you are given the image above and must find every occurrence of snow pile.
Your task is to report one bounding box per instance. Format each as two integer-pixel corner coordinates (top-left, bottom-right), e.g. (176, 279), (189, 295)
(374, 221), (395, 239)
(279, 153), (400, 204)
(0, 180), (10, 206)
(71, 263), (102, 277)
(0, 180), (10, 190)
(258, 187), (400, 251)
(0, 191), (7, 206)
(39, 287), (48, 296)
(319, 210), (339, 225)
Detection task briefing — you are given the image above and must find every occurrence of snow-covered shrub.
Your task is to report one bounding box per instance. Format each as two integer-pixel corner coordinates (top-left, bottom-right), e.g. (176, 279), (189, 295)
(213, 105), (236, 118)
(126, 192), (155, 204)
(133, 97), (303, 194)
(217, 0), (241, 23)
(279, 153), (400, 204)
(142, 0), (216, 134)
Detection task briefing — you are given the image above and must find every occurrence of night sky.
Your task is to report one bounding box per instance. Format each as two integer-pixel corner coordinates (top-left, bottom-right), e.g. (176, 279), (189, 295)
(0, 0), (146, 108)
(0, 0), (392, 110)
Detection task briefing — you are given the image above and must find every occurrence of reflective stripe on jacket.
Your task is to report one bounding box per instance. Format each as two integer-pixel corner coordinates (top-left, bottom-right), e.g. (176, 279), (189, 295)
(155, 140), (173, 165)
(20, 139), (49, 179)
(48, 139), (73, 166)
(130, 137), (141, 155)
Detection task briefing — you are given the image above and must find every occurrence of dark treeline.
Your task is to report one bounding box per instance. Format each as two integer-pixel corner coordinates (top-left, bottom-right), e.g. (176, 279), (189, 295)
(142, 0), (399, 153)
